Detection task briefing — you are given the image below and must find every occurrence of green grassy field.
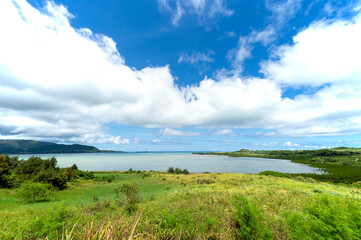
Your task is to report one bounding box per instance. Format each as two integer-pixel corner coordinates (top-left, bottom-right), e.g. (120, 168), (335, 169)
(1, 171), (361, 239)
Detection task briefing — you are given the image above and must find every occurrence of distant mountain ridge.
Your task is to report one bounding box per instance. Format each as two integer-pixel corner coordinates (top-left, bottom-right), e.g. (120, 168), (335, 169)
(0, 140), (102, 154)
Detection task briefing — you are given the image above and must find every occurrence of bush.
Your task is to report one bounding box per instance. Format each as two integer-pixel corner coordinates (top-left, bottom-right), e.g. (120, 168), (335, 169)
(14, 156), (68, 189)
(182, 169), (189, 174)
(77, 170), (95, 180)
(114, 183), (140, 213)
(16, 181), (54, 203)
(63, 167), (77, 181)
(0, 155), (20, 188)
(94, 175), (116, 182)
(168, 167), (189, 174)
(233, 196), (273, 239)
(71, 164), (78, 170)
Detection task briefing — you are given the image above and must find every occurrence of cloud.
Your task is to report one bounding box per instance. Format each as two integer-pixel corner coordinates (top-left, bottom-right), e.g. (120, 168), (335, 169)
(151, 138), (192, 145)
(228, 0), (302, 72)
(228, 27), (276, 71)
(157, 0), (233, 26)
(283, 141), (300, 147)
(70, 134), (131, 145)
(252, 142), (278, 147)
(178, 51), (215, 64)
(1, 0), (361, 143)
(158, 128), (200, 136)
(262, 16), (361, 87)
(265, 0), (302, 26)
(213, 129), (234, 135)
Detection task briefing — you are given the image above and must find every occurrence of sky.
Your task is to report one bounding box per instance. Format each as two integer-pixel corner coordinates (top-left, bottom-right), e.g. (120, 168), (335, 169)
(1, 0), (361, 151)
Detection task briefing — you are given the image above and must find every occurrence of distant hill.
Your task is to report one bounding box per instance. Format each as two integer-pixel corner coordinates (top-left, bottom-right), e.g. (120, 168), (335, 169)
(0, 140), (102, 154)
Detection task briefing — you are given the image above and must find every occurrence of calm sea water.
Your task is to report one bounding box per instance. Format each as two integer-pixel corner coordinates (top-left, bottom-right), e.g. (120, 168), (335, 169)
(17, 152), (320, 174)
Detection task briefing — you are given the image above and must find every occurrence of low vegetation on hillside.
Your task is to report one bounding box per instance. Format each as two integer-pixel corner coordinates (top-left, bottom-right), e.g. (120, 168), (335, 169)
(1, 155), (361, 239)
(198, 148), (361, 183)
(0, 140), (101, 154)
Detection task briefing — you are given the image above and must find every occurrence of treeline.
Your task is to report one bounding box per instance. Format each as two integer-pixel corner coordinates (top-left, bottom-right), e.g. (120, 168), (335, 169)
(0, 155), (94, 189)
(198, 148), (361, 184)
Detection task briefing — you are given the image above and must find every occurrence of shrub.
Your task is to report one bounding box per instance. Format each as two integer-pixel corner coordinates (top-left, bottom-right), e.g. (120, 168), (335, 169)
(63, 167), (77, 181)
(94, 175), (116, 182)
(16, 181), (54, 203)
(14, 156), (68, 189)
(77, 170), (95, 180)
(71, 164), (78, 170)
(233, 196), (273, 239)
(0, 155), (20, 188)
(167, 167), (190, 174)
(114, 183), (140, 213)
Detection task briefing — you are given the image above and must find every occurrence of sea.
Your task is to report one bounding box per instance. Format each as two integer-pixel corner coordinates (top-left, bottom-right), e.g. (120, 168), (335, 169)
(16, 152), (320, 174)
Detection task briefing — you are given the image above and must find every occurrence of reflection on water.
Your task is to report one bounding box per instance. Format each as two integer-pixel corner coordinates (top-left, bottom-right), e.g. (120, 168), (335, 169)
(17, 152), (320, 174)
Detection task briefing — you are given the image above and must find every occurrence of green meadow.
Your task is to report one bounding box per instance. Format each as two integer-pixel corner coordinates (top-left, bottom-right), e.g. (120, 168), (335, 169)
(1, 170), (361, 239)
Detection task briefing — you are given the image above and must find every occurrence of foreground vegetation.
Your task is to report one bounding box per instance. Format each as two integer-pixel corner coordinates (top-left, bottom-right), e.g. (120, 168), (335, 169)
(1, 155), (361, 239)
(198, 147), (361, 184)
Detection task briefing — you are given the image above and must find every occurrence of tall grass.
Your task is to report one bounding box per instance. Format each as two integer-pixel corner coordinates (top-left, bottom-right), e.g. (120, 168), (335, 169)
(1, 171), (361, 239)
(61, 208), (145, 240)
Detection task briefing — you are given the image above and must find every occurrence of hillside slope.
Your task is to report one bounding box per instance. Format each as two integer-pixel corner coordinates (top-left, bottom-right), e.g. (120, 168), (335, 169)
(0, 140), (101, 154)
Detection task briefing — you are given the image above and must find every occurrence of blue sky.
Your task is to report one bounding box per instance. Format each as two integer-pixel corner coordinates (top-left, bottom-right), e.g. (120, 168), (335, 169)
(1, 0), (361, 151)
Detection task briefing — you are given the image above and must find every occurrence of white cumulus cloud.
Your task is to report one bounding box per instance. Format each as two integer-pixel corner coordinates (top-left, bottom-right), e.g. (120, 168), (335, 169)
(158, 128), (200, 136)
(0, 0), (361, 144)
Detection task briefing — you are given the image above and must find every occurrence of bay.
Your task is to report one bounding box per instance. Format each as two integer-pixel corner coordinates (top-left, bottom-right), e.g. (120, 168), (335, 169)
(17, 152), (320, 174)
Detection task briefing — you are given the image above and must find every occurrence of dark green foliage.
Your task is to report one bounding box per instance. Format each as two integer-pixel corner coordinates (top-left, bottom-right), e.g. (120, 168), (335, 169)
(0, 139), (101, 154)
(168, 167), (190, 174)
(94, 175), (116, 182)
(16, 181), (54, 203)
(296, 164), (361, 184)
(233, 196), (273, 240)
(0, 155), (20, 187)
(114, 183), (140, 213)
(182, 169), (189, 174)
(77, 170), (95, 179)
(71, 164), (78, 170)
(15, 156), (67, 189)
